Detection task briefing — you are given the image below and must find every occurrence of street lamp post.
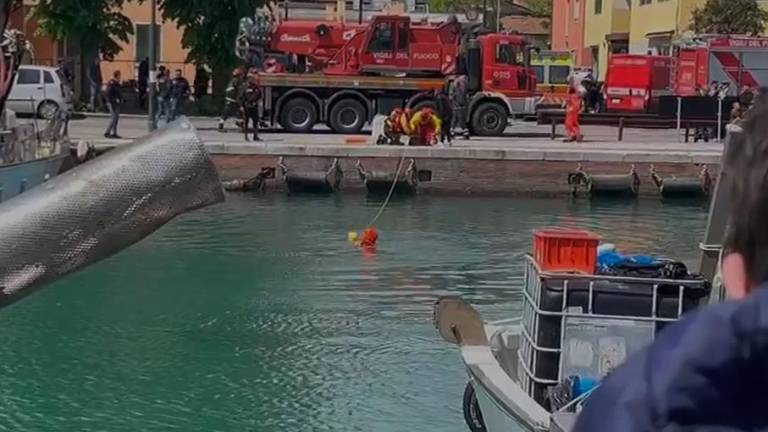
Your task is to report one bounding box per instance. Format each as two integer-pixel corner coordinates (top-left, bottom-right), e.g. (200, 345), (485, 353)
(482, 0), (488, 28)
(359, 0), (363, 24)
(148, 0), (157, 131)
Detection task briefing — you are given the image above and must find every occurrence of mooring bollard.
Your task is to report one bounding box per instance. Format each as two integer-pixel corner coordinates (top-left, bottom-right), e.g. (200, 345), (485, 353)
(618, 117), (625, 141)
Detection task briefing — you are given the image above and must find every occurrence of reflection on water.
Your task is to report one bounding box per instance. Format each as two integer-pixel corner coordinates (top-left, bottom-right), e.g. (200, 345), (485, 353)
(0, 195), (707, 431)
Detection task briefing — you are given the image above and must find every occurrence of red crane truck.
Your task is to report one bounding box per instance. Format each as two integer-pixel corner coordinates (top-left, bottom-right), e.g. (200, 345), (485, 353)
(237, 12), (539, 136)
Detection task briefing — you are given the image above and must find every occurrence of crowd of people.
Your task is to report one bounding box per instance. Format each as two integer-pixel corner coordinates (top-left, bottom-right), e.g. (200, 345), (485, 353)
(87, 56), (204, 139)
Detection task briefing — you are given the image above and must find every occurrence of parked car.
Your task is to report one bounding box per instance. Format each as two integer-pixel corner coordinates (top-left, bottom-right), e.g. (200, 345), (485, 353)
(6, 65), (74, 119)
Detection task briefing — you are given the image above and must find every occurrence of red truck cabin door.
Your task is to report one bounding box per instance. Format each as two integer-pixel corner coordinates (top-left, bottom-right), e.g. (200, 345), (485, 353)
(482, 37), (528, 95)
(361, 18), (398, 72)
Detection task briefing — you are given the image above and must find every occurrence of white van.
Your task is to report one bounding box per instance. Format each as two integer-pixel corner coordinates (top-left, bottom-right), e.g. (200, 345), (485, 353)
(6, 65), (74, 119)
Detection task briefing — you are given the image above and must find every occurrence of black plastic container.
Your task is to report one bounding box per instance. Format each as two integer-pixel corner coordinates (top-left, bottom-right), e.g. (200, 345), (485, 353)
(519, 257), (711, 407)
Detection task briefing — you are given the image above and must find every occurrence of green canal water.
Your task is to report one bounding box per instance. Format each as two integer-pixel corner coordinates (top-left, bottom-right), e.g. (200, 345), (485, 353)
(0, 195), (709, 431)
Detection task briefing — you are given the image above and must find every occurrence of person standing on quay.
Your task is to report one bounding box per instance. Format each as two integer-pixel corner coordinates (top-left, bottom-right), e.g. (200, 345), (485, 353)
(104, 71), (122, 139)
(193, 66), (210, 100)
(219, 68), (245, 132)
(156, 68), (172, 124)
(434, 88), (453, 146)
(138, 58), (149, 109)
(564, 84), (583, 143)
(87, 56), (103, 112)
(239, 72), (262, 142)
(450, 75), (470, 139)
(169, 69), (190, 121)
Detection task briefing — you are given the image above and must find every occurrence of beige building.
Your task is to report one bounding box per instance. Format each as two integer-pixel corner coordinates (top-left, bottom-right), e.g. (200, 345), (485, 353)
(99, 2), (192, 83)
(583, 0), (630, 79)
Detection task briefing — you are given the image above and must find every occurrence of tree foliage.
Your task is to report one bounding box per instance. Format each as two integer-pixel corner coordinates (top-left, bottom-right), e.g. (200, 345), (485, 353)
(526, 0), (552, 18)
(33, 0), (133, 57)
(155, 0), (262, 97)
(158, 0), (258, 68)
(427, 0), (481, 13)
(429, 0), (550, 16)
(691, 0), (768, 36)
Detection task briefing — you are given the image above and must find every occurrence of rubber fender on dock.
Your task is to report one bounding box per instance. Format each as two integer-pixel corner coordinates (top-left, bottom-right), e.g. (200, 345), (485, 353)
(356, 159), (418, 195)
(568, 164), (640, 197)
(650, 165), (712, 198)
(279, 157), (343, 194)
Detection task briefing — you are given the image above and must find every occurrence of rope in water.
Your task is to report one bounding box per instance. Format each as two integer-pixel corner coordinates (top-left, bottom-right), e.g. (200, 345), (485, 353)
(366, 155), (406, 228)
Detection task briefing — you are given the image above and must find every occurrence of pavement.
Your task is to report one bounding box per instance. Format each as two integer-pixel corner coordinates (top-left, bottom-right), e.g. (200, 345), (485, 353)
(65, 114), (724, 163)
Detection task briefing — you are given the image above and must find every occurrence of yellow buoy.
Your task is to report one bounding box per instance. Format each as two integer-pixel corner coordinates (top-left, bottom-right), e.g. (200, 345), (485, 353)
(347, 231), (359, 243)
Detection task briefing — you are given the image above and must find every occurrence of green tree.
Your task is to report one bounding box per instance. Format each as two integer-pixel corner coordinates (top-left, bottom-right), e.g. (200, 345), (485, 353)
(33, 0), (133, 58)
(691, 0), (768, 36)
(526, 0), (552, 18)
(156, 0), (263, 99)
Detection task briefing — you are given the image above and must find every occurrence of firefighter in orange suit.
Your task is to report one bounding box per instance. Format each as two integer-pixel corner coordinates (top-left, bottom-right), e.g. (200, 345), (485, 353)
(564, 85), (583, 143)
(384, 108), (410, 145)
(408, 107), (442, 146)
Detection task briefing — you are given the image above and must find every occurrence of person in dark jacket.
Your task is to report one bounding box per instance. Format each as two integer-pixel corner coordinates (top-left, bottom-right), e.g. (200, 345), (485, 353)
(138, 58), (149, 109)
(193, 66), (210, 100)
(449, 75), (470, 139)
(87, 56), (103, 111)
(104, 71), (122, 139)
(574, 89), (768, 432)
(156, 68), (171, 123)
(434, 88), (453, 146)
(169, 69), (190, 121)
(239, 72), (262, 141)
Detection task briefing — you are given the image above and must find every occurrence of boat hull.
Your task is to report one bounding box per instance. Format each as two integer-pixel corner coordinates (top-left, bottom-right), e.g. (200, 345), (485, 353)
(0, 153), (67, 202)
(460, 328), (550, 432)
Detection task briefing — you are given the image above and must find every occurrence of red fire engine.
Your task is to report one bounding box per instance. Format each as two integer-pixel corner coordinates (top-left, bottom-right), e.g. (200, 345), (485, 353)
(604, 55), (671, 113)
(601, 35), (768, 115)
(237, 11), (539, 136)
(673, 35), (768, 96)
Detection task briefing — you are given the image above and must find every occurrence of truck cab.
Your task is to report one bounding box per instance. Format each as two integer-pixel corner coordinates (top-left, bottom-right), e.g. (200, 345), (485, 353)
(475, 34), (537, 95)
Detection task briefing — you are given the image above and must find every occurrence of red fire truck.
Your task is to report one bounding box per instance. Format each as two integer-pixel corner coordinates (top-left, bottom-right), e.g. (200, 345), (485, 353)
(673, 35), (768, 96)
(604, 54), (672, 113)
(237, 12), (540, 136)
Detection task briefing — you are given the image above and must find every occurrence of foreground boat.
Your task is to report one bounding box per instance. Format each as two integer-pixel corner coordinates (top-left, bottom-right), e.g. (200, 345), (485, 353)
(0, 5), (68, 201)
(437, 254), (710, 432)
(0, 115), (67, 202)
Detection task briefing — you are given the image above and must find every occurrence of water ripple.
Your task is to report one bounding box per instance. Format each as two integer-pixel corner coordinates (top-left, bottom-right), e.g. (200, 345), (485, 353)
(0, 195), (707, 431)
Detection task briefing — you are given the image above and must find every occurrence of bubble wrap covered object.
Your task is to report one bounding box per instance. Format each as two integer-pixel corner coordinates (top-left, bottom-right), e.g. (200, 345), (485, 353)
(0, 120), (225, 308)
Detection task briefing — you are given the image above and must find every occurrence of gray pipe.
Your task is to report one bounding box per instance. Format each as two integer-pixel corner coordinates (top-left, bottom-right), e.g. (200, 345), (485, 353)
(0, 120), (224, 308)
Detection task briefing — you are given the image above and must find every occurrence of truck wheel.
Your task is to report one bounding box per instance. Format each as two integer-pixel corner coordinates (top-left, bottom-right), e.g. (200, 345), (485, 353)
(280, 98), (317, 133)
(471, 102), (508, 137)
(329, 99), (366, 134)
(463, 382), (487, 432)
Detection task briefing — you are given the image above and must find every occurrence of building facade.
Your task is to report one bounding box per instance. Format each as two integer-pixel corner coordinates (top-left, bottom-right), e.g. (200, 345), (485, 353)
(578, 0), (707, 79)
(551, 0), (592, 67)
(627, 0), (705, 55)
(99, 1), (190, 84)
(583, 0), (630, 79)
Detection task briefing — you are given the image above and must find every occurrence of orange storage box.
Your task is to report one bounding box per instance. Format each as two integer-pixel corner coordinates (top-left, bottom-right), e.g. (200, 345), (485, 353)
(533, 228), (601, 274)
